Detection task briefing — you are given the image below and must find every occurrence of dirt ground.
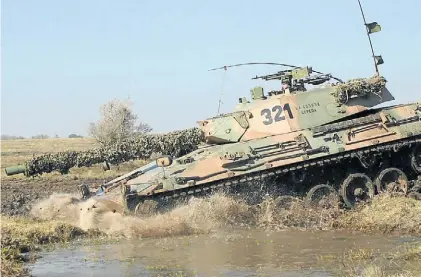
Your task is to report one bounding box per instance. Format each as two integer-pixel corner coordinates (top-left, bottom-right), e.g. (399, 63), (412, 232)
(1, 178), (102, 216)
(0, 137), (147, 217)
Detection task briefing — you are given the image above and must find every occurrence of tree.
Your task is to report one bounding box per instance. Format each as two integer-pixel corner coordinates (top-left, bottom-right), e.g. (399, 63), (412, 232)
(1, 135), (25, 140)
(88, 99), (152, 147)
(31, 134), (49, 139)
(135, 122), (153, 134)
(68, 134), (83, 138)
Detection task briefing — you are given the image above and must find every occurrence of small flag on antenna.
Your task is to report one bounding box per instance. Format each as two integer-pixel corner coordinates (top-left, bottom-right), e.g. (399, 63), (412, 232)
(374, 55), (384, 65)
(366, 22), (381, 34)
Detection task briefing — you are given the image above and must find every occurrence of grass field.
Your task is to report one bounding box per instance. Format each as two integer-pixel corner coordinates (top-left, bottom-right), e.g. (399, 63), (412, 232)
(1, 137), (98, 166)
(0, 138), (147, 181)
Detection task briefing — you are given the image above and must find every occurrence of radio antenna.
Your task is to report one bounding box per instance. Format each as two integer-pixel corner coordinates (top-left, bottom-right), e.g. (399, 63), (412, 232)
(356, 0), (384, 75)
(216, 66), (227, 115)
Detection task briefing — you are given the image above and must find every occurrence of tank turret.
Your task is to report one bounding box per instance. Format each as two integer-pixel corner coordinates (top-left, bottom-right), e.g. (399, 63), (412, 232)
(198, 66), (394, 144)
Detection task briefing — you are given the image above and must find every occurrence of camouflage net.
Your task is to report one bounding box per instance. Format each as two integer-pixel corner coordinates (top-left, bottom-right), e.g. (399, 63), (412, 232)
(333, 75), (387, 104)
(22, 127), (205, 177)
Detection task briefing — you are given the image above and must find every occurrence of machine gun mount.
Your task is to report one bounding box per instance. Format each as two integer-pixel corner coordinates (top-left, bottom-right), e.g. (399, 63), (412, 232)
(251, 66), (337, 94)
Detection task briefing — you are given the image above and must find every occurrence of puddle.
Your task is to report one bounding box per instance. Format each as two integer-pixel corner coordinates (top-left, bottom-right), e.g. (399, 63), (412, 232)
(28, 229), (421, 277)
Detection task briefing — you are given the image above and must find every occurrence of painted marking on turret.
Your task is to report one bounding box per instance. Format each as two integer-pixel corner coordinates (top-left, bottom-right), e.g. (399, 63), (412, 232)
(296, 102), (320, 115)
(260, 103), (294, 125)
(301, 108), (317, 114)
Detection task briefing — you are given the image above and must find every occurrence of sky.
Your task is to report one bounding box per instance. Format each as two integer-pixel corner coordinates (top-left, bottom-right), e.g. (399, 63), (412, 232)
(1, 0), (421, 138)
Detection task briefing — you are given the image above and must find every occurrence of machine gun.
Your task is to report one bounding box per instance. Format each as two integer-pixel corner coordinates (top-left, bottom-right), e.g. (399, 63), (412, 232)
(251, 66), (334, 93)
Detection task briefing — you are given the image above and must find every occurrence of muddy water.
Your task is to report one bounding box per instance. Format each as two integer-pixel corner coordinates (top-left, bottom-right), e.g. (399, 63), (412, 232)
(29, 229), (420, 277)
(26, 193), (421, 276)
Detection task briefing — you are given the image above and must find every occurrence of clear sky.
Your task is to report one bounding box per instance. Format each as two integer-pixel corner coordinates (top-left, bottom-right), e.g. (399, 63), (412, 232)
(2, 0), (421, 138)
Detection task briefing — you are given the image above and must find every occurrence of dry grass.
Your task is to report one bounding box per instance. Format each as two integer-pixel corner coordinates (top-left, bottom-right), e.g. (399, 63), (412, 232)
(390, 243), (421, 261)
(255, 192), (421, 235)
(334, 241), (421, 277)
(336, 194), (421, 234)
(0, 137), (148, 181)
(1, 137), (97, 166)
(256, 195), (343, 231)
(354, 265), (421, 277)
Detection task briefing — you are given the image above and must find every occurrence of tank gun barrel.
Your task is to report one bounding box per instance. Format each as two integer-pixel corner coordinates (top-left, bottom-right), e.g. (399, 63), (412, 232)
(4, 165), (27, 176)
(252, 72), (287, 81)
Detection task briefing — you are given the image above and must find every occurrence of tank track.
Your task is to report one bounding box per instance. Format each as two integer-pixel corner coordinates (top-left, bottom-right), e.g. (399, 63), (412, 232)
(126, 135), (421, 212)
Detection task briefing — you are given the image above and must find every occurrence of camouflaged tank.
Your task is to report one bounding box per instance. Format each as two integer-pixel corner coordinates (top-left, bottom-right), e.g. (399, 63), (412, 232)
(70, 66), (421, 215)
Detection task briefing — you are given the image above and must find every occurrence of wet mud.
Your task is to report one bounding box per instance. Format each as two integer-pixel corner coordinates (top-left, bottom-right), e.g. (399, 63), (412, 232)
(0, 179), (99, 216)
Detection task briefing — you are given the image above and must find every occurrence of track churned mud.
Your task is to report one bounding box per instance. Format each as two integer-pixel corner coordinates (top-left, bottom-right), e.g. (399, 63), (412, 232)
(2, 177), (421, 236)
(1, 178), (100, 216)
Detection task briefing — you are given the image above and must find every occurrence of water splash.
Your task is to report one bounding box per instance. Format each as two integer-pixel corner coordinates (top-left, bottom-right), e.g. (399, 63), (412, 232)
(29, 192), (421, 239)
(29, 192), (341, 237)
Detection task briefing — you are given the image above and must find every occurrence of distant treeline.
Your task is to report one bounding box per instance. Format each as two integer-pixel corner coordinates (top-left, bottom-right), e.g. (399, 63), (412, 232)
(1, 134), (84, 140)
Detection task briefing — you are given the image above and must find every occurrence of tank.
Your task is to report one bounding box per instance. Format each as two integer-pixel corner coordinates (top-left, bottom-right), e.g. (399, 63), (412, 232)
(26, 65), (409, 216)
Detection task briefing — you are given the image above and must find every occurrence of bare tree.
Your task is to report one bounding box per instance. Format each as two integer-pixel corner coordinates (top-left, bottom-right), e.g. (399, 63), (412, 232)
(135, 122), (153, 134)
(31, 134), (49, 139)
(88, 99), (152, 147)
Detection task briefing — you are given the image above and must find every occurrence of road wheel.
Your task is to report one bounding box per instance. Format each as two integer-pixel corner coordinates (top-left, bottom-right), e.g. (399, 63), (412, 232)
(305, 184), (339, 209)
(375, 167), (408, 195)
(340, 173), (374, 208)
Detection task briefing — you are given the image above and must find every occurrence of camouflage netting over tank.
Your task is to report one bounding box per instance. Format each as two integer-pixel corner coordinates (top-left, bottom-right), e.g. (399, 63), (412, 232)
(22, 127), (205, 177)
(332, 75), (387, 104)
